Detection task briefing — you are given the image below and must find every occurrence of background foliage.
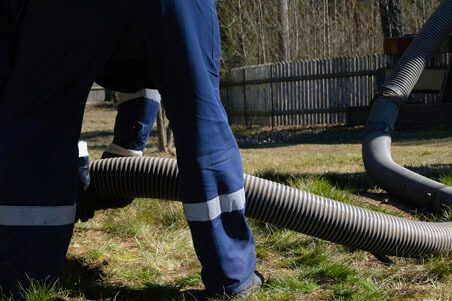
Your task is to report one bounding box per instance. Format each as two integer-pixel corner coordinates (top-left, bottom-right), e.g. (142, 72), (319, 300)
(217, 0), (442, 69)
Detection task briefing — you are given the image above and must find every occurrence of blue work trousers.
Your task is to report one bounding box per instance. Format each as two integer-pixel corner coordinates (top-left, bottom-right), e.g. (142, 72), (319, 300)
(113, 91), (160, 152)
(0, 0), (256, 296)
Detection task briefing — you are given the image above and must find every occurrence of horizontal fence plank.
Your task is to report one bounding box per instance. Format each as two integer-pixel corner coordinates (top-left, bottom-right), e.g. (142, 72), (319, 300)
(221, 71), (378, 87)
(228, 107), (348, 117)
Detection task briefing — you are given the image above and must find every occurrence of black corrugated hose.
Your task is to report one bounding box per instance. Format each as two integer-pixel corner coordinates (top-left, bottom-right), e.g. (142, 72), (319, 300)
(87, 157), (452, 257)
(363, 0), (452, 212)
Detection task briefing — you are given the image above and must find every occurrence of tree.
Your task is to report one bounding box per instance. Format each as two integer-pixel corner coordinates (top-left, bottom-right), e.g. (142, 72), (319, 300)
(277, 0), (289, 61)
(237, 0), (248, 65)
(216, 0), (439, 69)
(379, 0), (404, 37)
(156, 106), (175, 155)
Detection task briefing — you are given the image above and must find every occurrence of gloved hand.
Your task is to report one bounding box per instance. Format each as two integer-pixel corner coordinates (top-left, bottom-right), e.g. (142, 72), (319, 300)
(75, 142), (134, 222)
(76, 184), (133, 222)
(76, 141), (95, 222)
(76, 183), (95, 222)
(76, 183), (133, 222)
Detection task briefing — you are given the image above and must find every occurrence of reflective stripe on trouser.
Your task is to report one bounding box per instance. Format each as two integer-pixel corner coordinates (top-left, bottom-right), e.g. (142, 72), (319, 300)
(0, 203), (75, 293)
(183, 189), (246, 222)
(131, 1), (257, 294)
(184, 189), (256, 294)
(0, 204), (76, 226)
(0, 0), (137, 293)
(112, 91), (160, 152)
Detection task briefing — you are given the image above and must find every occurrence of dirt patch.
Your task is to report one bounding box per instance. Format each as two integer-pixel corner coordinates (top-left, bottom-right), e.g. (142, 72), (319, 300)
(235, 125), (363, 147)
(357, 192), (416, 219)
(69, 228), (140, 257)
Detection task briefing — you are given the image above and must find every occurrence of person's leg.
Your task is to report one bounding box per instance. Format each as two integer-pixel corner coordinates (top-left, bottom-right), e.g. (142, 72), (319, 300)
(0, 0), (23, 84)
(103, 89), (161, 158)
(140, 0), (258, 295)
(0, 0), (136, 295)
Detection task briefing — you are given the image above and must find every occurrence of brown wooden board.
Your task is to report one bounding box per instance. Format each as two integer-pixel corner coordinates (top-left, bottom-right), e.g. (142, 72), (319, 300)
(384, 35), (452, 56)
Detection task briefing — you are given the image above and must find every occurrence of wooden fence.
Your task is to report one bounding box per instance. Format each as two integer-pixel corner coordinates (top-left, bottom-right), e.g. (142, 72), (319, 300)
(220, 54), (451, 128)
(87, 84), (105, 103)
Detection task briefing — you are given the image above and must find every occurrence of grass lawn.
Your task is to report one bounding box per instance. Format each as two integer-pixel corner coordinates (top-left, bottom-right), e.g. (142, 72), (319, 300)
(5, 103), (452, 301)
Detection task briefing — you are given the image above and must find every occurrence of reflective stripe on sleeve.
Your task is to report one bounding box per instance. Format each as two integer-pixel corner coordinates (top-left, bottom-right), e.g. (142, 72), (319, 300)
(183, 189), (246, 222)
(0, 204), (76, 226)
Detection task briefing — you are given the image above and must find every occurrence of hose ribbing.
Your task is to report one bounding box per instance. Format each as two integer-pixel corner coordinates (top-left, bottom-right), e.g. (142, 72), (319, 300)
(382, 0), (452, 99)
(363, 0), (452, 211)
(90, 157), (180, 201)
(88, 157), (452, 257)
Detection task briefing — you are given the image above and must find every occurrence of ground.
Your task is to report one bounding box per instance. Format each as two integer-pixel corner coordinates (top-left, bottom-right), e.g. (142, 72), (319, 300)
(4, 103), (452, 301)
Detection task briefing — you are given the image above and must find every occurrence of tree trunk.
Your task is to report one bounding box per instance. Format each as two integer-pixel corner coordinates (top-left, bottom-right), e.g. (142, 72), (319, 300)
(157, 107), (168, 152)
(277, 0), (289, 61)
(379, 0), (404, 38)
(166, 122), (175, 155)
(237, 0), (248, 65)
(156, 106), (175, 154)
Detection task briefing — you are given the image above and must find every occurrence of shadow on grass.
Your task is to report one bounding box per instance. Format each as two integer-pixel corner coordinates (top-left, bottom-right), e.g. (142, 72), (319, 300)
(80, 129), (160, 141)
(80, 130), (113, 140)
(61, 259), (207, 301)
(257, 163), (452, 190)
(236, 124), (452, 149)
(89, 102), (118, 110)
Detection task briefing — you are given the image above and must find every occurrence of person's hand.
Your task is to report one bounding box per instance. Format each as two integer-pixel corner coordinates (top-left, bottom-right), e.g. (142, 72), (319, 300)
(76, 183), (133, 222)
(76, 184), (95, 222)
(75, 149), (134, 222)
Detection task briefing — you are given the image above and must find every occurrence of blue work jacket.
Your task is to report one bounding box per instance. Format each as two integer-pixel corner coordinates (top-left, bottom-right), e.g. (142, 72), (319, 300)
(0, 0), (155, 92)
(0, 0), (22, 82)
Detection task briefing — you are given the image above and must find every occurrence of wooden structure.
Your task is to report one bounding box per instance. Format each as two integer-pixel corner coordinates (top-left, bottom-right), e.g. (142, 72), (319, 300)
(221, 53), (451, 128)
(348, 35), (452, 126)
(87, 84), (105, 103)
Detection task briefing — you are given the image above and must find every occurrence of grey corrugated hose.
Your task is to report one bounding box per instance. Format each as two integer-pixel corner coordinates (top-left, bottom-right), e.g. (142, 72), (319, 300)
(87, 157), (452, 257)
(363, 0), (452, 212)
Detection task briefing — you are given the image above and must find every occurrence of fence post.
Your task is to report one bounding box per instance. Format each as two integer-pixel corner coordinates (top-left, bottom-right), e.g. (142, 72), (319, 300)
(270, 64), (275, 129)
(242, 68), (249, 128)
(225, 79), (231, 122)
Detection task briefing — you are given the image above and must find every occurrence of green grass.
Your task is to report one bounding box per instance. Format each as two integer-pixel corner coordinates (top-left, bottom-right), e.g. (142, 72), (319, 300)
(4, 104), (452, 300)
(0, 279), (67, 301)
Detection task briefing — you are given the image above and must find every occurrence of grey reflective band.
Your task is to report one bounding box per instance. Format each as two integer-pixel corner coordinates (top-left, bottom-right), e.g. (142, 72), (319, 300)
(118, 89), (162, 104)
(183, 189), (246, 222)
(78, 141), (89, 158)
(105, 143), (143, 157)
(219, 189), (246, 212)
(183, 198), (222, 222)
(0, 204), (76, 226)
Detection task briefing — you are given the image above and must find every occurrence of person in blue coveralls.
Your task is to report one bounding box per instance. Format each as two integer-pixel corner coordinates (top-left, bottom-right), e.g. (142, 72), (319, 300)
(0, 0), (263, 298)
